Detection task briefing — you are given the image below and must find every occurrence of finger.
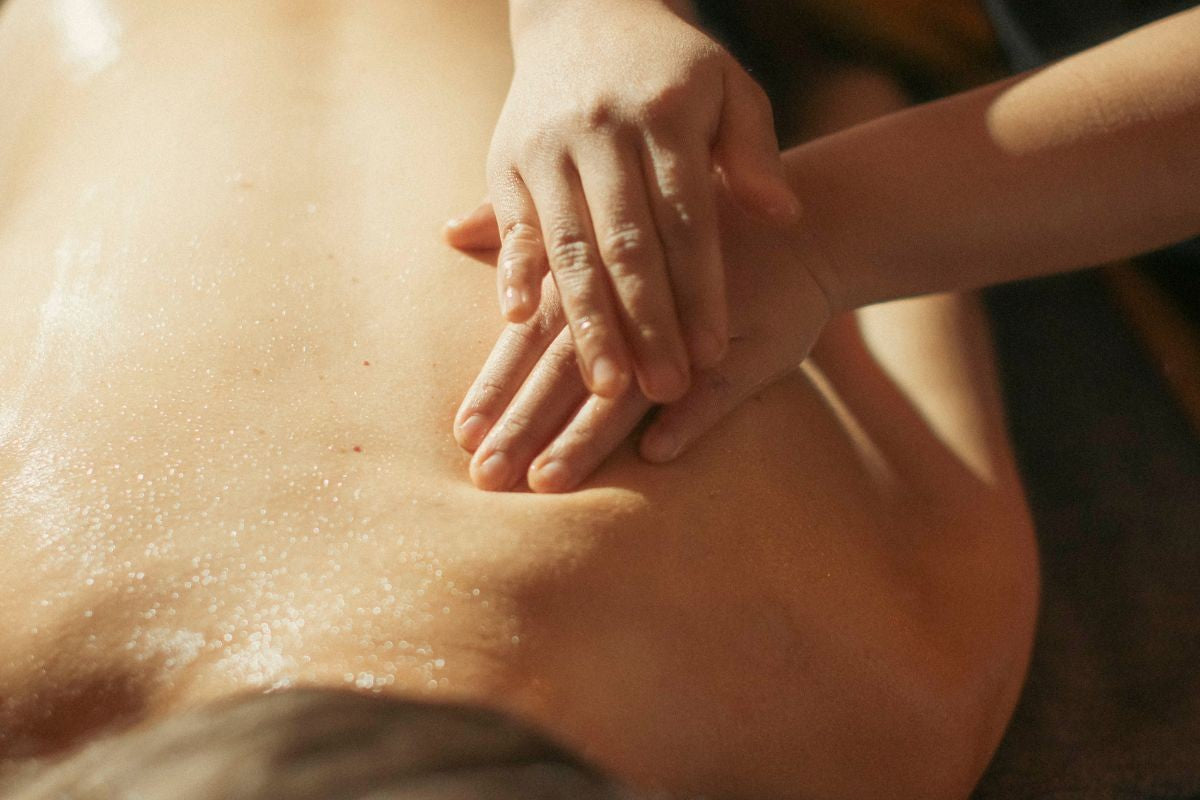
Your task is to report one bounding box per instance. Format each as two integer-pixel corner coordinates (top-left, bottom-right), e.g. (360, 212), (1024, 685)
(454, 276), (564, 452)
(469, 327), (588, 492)
(642, 133), (728, 379)
(573, 140), (680, 401)
(714, 67), (801, 225)
(638, 337), (779, 463)
(526, 159), (632, 399)
(490, 169), (548, 322)
(443, 200), (502, 251)
(528, 390), (653, 494)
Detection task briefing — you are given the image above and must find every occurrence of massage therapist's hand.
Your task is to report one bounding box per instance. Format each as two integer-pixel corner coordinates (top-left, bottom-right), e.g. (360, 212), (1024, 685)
(443, 0), (800, 405)
(454, 193), (831, 493)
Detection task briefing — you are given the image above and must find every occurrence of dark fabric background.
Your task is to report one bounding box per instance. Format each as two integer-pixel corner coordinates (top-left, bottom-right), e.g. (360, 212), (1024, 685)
(975, 7), (1200, 794)
(973, 273), (1200, 799)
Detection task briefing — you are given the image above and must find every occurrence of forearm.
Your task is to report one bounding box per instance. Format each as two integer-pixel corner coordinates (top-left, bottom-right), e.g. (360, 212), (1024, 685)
(790, 7), (1200, 312)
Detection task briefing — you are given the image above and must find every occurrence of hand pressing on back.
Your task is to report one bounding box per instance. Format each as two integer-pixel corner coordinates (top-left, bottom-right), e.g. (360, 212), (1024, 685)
(452, 190), (832, 493)
(444, 0), (800, 406)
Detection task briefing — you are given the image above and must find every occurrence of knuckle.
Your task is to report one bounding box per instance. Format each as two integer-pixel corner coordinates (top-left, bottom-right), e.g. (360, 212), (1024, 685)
(564, 417), (599, 445)
(547, 235), (597, 281)
(563, 404), (604, 445)
(601, 224), (652, 264)
(530, 300), (564, 335)
(544, 344), (581, 381)
(501, 220), (542, 247)
(506, 322), (542, 350)
(470, 375), (510, 410)
(494, 409), (535, 441)
(572, 98), (618, 133)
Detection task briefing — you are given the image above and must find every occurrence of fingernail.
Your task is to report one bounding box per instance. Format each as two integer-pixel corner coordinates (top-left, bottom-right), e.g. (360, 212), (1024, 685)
(590, 356), (623, 396)
(501, 284), (531, 319)
(457, 414), (489, 449)
(642, 430), (681, 463)
(474, 451), (511, 490)
(531, 460), (571, 493)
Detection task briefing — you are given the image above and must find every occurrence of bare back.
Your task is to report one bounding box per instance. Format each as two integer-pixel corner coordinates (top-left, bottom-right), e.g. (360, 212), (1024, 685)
(0, 3), (1037, 798)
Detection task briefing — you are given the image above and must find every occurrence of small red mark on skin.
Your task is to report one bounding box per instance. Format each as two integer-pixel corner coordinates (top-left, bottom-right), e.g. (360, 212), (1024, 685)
(353, 446), (363, 453)
(362, 361), (371, 367)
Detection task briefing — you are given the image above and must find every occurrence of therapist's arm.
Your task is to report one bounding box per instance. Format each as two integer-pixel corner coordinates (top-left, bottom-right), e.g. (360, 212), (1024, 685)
(798, 5), (1200, 314)
(454, 6), (1200, 492)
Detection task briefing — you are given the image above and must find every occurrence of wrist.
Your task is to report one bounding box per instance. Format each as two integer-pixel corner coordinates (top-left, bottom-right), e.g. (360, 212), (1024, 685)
(782, 134), (910, 314)
(782, 147), (857, 316)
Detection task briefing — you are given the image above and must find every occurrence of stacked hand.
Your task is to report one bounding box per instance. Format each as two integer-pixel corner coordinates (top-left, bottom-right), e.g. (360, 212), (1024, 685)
(445, 0), (801, 408)
(451, 193), (833, 493)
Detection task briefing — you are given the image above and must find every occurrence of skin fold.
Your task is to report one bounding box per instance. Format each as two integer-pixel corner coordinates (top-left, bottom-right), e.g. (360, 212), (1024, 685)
(0, 2), (1037, 798)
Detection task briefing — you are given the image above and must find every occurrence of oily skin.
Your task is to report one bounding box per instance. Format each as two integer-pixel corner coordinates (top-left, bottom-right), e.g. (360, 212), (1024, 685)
(450, 7), (1200, 493)
(0, 2), (1036, 797)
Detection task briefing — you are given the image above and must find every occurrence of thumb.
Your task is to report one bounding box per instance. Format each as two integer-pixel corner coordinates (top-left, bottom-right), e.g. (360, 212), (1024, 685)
(443, 200), (502, 251)
(714, 69), (801, 226)
(638, 342), (768, 463)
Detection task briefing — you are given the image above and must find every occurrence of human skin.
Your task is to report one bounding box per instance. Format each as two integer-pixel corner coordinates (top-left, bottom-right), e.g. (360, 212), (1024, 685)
(796, 6), (1200, 311)
(0, 2), (1036, 798)
(446, 0), (800, 405)
(452, 7), (1200, 491)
